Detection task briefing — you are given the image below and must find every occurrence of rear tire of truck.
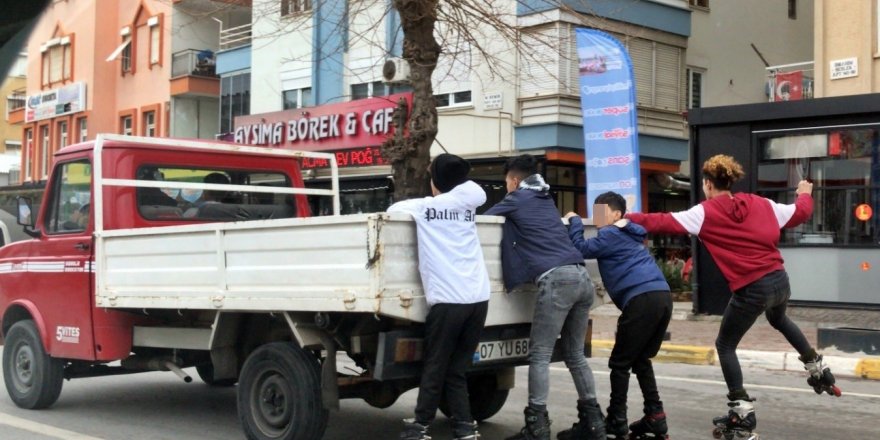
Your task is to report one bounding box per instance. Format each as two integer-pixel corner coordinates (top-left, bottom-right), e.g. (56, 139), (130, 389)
(196, 363), (237, 387)
(237, 342), (328, 440)
(2, 320), (64, 409)
(439, 373), (509, 422)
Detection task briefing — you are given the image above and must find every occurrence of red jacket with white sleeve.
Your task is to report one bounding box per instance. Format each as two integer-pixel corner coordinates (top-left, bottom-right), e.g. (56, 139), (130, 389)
(626, 193), (813, 292)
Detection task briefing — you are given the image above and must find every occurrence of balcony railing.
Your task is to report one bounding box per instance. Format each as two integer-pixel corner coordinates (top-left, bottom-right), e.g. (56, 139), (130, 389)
(220, 23), (251, 51)
(171, 49), (217, 79)
(766, 61), (814, 102)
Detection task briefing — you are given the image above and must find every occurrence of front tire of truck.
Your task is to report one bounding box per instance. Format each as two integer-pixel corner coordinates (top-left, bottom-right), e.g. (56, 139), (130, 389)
(238, 342), (328, 440)
(2, 320), (64, 409)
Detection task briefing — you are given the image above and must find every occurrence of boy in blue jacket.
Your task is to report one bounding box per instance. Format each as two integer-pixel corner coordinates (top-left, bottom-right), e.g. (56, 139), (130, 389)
(564, 191), (673, 440)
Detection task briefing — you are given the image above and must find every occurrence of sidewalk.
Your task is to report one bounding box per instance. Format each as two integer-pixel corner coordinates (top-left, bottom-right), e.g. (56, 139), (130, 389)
(589, 302), (880, 380)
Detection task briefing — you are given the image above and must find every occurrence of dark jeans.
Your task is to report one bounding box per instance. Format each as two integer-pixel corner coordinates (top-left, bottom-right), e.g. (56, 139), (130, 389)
(608, 291), (672, 415)
(715, 270), (813, 394)
(414, 300), (489, 425)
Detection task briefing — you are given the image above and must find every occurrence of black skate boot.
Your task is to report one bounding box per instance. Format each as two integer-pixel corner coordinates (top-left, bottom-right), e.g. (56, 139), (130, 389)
(603, 408), (628, 439)
(711, 391), (757, 440)
(800, 351), (841, 397)
(627, 404), (668, 439)
(400, 419), (431, 440)
(506, 406), (551, 440)
(452, 420), (480, 440)
(556, 399), (607, 440)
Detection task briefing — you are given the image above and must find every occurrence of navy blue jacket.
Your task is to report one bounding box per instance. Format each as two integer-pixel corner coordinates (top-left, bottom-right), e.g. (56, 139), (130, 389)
(485, 189), (585, 291)
(568, 216), (669, 310)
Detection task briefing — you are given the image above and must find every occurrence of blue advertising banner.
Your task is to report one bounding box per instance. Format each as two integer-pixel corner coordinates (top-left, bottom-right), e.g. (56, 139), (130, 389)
(575, 28), (641, 215)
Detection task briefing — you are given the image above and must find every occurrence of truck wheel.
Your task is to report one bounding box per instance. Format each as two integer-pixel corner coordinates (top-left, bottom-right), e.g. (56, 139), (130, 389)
(237, 342), (328, 440)
(2, 320), (64, 409)
(439, 374), (510, 422)
(196, 363), (237, 387)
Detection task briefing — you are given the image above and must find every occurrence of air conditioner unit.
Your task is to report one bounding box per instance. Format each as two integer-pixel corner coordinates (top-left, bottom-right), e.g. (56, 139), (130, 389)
(382, 58), (411, 84)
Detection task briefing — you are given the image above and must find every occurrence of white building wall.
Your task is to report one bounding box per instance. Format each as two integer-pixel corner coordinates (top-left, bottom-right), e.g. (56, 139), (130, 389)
(687, 0), (814, 107)
(251, 0), (312, 113)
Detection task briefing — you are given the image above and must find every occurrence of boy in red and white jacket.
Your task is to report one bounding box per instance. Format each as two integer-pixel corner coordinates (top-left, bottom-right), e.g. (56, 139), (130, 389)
(626, 154), (838, 437)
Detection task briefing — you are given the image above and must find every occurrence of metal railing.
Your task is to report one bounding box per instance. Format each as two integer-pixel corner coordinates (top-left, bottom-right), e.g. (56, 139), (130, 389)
(220, 23), (251, 51)
(766, 61), (814, 102)
(171, 49), (217, 79)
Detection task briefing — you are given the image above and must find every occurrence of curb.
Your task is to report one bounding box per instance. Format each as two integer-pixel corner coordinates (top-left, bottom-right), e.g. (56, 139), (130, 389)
(591, 339), (880, 380)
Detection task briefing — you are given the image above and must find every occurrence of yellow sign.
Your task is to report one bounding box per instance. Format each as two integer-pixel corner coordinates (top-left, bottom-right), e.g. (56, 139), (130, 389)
(855, 204), (873, 222)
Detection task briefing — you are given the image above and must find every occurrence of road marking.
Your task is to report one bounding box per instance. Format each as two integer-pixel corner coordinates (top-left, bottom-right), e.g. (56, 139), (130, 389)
(0, 412), (105, 440)
(550, 367), (880, 399)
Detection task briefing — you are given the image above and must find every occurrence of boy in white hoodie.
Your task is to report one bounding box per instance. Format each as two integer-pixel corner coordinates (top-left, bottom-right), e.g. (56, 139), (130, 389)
(389, 154), (491, 440)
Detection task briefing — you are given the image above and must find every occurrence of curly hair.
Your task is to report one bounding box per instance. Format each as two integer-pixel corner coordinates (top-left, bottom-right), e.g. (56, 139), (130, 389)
(702, 155), (745, 190)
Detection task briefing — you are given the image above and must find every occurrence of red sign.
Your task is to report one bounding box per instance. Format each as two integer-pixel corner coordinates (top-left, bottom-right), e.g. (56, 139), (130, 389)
(300, 146), (388, 169)
(855, 203), (873, 221)
(233, 93), (413, 152)
(774, 71), (803, 101)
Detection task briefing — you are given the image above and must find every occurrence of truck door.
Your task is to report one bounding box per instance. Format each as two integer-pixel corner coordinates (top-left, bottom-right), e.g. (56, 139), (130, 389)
(28, 160), (95, 360)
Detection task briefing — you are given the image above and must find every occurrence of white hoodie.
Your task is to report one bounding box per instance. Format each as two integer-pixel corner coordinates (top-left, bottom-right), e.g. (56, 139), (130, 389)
(387, 180), (491, 306)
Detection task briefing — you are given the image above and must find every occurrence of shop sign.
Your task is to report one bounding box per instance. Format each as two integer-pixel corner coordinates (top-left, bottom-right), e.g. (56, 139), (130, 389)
(233, 93), (413, 153)
(25, 82), (87, 123)
(830, 57), (858, 80)
(299, 146), (388, 169)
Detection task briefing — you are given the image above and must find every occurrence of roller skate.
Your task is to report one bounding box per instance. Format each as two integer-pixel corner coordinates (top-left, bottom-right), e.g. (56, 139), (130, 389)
(452, 420), (480, 440)
(627, 409), (668, 439)
(800, 352), (842, 397)
(506, 406), (551, 440)
(556, 398), (606, 440)
(711, 392), (757, 440)
(604, 410), (628, 439)
(400, 419), (432, 440)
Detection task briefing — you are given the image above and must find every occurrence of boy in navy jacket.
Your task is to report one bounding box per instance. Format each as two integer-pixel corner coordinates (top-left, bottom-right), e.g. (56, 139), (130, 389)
(565, 192), (672, 440)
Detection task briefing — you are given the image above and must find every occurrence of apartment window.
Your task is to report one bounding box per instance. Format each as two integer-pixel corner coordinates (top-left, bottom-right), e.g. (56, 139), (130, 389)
(41, 39), (73, 86)
(351, 81), (387, 100)
(40, 125), (50, 178)
(24, 128), (33, 181)
(220, 72), (251, 134)
(6, 94), (25, 119)
(121, 35), (133, 74)
(281, 0), (312, 16)
(627, 38), (685, 111)
(121, 115), (133, 135)
(689, 0), (709, 8)
(78, 118), (87, 142)
(758, 128), (880, 246)
(687, 68), (704, 109)
(283, 87), (312, 110)
(788, 0), (797, 19)
(143, 111), (156, 137)
(57, 120), (68, 150)
(434, 90), (473, 108)
(149, 18), (161, 65)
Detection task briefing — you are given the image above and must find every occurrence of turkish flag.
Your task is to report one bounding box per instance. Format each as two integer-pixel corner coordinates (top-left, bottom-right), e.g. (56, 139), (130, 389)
(775, 71), (803, 101)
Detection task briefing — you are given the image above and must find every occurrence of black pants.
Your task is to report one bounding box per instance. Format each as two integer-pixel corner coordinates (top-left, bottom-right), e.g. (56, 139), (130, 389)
(715, 270), (813, 394)
(415, 300), (489, 425)
(608, 291), (672, 415)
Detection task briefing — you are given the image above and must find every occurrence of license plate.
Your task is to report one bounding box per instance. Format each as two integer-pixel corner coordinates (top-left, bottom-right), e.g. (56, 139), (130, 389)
(474, 338), (530, 362)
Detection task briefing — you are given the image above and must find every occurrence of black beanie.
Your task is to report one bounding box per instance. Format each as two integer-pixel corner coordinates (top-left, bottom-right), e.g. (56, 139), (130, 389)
(430, 153), (471, 193)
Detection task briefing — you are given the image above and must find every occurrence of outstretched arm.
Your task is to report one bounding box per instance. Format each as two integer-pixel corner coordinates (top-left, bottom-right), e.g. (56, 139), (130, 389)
(767, 180), (814, 228)
(626, 204), (705, 236)
(566, 215), (609, 259)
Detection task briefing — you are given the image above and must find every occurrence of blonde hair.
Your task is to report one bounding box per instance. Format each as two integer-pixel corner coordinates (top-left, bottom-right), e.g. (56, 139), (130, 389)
(702, 155), (744, 190)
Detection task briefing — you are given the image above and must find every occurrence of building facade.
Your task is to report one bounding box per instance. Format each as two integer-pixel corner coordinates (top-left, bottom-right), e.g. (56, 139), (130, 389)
(1, 53), (27, 185)
(219, 0), (693, 218)
(814, 0), (880, 97)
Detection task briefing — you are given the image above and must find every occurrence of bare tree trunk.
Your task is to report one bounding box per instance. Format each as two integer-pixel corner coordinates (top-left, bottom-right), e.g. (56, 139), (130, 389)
(382, 0), (441, 201)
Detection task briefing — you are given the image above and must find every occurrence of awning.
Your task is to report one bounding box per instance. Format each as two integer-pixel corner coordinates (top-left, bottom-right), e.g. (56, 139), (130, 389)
(105, 39), (131, 62)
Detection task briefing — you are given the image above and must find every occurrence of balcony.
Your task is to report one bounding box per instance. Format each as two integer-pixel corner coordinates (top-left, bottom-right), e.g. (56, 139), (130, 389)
(170, 49), (220, 97)
(5, 91), (25, 124)
(766, 61), (814, 102)
(220, 23), (251, 51)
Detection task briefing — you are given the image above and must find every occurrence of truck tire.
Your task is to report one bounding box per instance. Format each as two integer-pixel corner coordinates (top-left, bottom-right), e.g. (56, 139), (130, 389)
(2, 320), (64, 409)
(439, 374), (509, 422)
(196, 363), (237, 387)
(237, 342), (328, 440)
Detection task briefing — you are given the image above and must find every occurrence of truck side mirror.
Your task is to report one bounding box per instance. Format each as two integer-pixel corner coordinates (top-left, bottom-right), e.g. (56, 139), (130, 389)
(16, 197), (39, 238)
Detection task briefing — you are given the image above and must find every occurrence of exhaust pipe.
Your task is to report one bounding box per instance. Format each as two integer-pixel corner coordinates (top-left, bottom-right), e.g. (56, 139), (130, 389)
(121, 356), (193, 383)
(164, 361), (193, 383)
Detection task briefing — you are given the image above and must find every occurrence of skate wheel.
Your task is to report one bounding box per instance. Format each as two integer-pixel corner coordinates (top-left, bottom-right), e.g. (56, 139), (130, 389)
(712, 428), (723, 439)
(831, 385), (842, 397)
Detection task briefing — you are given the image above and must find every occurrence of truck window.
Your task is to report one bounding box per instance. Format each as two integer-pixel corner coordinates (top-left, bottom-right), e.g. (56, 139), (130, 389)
(136, 166), (296, 222)
(45, 161), (92, 234)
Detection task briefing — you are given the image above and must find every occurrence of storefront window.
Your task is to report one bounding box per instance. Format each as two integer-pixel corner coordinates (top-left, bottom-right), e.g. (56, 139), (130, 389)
(757, 127), (880, 246)
(306, 178), (392, 216)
